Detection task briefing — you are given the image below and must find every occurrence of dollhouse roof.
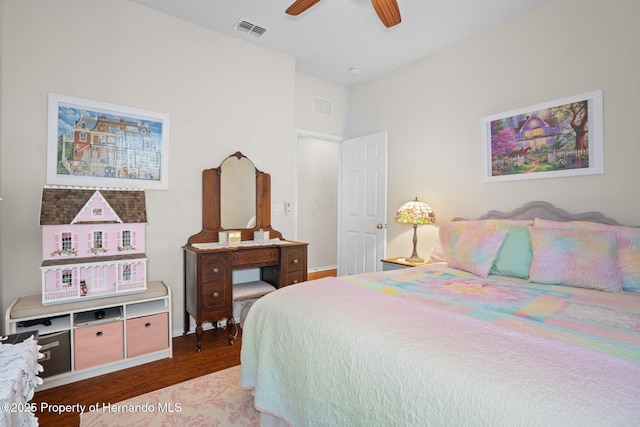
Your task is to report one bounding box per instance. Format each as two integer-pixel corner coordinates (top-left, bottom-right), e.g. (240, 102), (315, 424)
(40, 188), (147, 225)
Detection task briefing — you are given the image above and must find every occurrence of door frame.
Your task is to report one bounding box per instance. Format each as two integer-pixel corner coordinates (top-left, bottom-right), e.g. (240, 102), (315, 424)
(294, 128), (388, 276)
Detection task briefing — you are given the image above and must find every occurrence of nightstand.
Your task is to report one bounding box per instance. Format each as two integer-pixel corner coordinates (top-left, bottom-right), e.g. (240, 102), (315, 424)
(382, 257), (427, 271)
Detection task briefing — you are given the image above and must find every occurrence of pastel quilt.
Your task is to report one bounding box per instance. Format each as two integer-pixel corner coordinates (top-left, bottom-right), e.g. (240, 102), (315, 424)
(344, 263), (640, 364)
(242, 263), (640, 427)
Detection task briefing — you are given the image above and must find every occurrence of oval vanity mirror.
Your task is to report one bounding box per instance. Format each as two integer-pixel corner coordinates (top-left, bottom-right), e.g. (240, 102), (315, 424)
(186, 151), (282, 244)
(220, 153), (256, 230)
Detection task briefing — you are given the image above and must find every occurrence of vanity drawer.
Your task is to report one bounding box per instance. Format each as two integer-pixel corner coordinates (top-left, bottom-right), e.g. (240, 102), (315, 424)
(74, 321), (124, 370)
(126, 313), (169, 358)
(202, 282), (228, 311)
(200, 254), (227, 283)
(282, 270), (306, 287)
(282, 247), (307, 273)
(232, 248), (278, 267)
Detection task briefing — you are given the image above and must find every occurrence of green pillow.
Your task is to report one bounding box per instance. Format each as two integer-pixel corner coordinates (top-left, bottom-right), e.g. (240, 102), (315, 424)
(490, 223), (532, 279)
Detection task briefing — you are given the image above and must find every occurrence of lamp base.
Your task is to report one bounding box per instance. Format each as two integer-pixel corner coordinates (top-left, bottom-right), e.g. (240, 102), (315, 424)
(404, 254), (425, 264)
(404, 224), (424, 264)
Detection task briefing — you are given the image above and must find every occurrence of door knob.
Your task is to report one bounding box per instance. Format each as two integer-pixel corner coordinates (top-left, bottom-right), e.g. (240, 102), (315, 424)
(376, 223), (385, 229)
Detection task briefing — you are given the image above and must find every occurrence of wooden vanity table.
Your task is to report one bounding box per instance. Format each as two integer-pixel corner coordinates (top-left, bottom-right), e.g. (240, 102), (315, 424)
(183, 152), (307, 351)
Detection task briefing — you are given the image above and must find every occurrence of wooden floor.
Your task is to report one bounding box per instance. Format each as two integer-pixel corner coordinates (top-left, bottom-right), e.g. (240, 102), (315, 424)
(32, 328), (242, 427)
(32, 273), (337, 426)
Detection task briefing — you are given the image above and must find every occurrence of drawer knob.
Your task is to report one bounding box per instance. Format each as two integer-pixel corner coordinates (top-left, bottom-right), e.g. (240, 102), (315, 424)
(96, 331), (103, 337)
(292, 259), (299, 264)
(145, 322), (151, 328)
(213, 292), (219, 298)
(213, 267), (219, 273)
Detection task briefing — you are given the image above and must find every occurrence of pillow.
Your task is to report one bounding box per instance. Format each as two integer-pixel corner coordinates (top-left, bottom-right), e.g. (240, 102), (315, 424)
(448, 229), (508, 278)
(534, 219), (640, 292)
(431, 219), (532, 262)
(490, 223), (532, 279)
(528, 227), (621, 292)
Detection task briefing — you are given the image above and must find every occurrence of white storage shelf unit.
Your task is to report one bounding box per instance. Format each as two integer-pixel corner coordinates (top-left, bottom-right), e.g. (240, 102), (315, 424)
(5, 280), (172, 390)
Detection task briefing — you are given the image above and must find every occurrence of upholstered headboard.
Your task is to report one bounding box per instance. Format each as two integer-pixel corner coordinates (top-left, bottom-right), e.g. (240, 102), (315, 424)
(453, 201), (621, 225)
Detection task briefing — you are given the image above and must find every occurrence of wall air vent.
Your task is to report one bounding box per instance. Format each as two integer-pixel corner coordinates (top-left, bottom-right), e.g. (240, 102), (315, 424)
(312, 95), (333, 118)
(234, 19), (268, 37)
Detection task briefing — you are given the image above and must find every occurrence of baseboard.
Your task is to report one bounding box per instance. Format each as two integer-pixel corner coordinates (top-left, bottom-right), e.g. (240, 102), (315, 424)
(308, 268), (337, 281)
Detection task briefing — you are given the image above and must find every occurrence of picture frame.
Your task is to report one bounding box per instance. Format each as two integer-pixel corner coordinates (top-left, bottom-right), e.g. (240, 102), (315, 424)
(481, 90), (603, 183)
(47, 93), (170, 190)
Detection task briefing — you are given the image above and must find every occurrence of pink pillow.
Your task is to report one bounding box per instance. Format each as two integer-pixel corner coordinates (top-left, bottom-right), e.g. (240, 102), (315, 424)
(534, 219), (640, 292)
(448, 229), (508, 278)
(529, 227), (621, 292)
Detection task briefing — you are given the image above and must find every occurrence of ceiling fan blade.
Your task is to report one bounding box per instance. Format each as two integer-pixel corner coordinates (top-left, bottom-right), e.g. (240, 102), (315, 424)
(286, 0), (322, 16)
(371, 0), (401, 28)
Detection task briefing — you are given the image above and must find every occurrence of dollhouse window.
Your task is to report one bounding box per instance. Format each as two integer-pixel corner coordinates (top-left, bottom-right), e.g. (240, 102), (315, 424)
(122, 230), (131, 247)
(62, 270), (72, 287)
(93, 231), (103, 248)
(80, 132), (87, 142)
(91, 207), (104, 218)
(123, 265), (131, 281)
(61, 232), (72, 251)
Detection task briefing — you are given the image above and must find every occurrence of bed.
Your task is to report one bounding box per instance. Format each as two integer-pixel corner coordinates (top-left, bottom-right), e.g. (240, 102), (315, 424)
(240, 201), (640, 427)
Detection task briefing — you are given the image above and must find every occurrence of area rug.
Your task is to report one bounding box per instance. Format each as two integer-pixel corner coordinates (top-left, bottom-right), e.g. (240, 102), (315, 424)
(80, 365), (259, 426)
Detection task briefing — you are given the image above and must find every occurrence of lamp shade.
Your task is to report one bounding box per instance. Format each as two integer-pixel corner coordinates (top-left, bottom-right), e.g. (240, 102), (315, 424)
(395, 197), (435, 225)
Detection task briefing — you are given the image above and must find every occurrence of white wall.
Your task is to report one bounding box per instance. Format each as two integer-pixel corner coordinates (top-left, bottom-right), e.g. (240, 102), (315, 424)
(295, 73), (349, 137)
(349, 0), (640, 260)
(293, 73), (348, 272)
(0, 0), (297, 334)
(6, 0), (637, 334)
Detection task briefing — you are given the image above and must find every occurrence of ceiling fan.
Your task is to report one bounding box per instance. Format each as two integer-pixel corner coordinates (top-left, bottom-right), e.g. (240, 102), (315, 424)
(285, 0), (402, 28)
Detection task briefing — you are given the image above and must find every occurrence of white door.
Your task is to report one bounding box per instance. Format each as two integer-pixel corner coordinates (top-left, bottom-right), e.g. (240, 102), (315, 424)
(339, 131), (387, 275)
(93, 265), (105, 291)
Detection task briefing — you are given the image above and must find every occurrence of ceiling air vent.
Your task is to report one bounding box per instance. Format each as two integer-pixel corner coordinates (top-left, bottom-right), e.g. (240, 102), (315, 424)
(234, 19), (268, 37)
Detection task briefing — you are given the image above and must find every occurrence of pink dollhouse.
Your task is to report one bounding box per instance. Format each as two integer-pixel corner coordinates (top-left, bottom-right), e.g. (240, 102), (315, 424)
(39, 187), (147, 304)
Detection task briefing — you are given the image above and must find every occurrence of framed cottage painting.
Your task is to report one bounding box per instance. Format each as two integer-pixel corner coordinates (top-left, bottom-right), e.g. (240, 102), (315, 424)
(47, 94), (170, 190)
(481, 90), (603, 183)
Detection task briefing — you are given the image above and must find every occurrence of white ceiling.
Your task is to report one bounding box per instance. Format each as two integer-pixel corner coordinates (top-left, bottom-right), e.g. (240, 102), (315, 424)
(129, 0), (551, 87)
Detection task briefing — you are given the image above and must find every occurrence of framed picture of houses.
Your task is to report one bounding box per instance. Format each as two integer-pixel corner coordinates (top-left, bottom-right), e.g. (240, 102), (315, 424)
(481, 90), (603, 183)
(47, 93), (170, 190)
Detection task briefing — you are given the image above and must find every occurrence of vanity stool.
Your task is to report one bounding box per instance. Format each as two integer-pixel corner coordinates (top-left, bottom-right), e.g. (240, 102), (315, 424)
(233, 280), (276, 328)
